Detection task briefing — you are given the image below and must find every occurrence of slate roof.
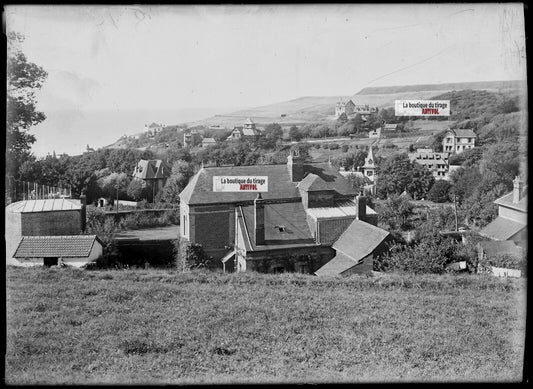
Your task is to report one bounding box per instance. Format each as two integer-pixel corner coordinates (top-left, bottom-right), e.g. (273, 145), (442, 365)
(240, 202), (315, 249)
(6, 198), (81, 213)
(314, 252), (361, 276)
(298, 174), (332, 192)
(448, 129), (477, 138)
(244, 118), (255, 125)
(180, 163), (356, 206)
(478, 217), (526, 241)
(14, 235), (102, 258)
(384, 124), (398, 130)
(478, 240), (524, 259)
(332, 219), (390, 262)
(148, 122), (161, 128)
(133, 160), (170, 180)
(202, 137), (216, 144)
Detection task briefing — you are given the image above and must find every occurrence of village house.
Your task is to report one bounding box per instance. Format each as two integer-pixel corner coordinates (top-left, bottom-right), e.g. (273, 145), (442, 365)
(226, 118), (262, 142)
(478, 176), (527, 248)
(179, 150), (390, 275)
(442, 128), (477, 153)
(183, 129), (202, 148)
(335, 100), (355, 117)
(145, 122), (165, 137)
(201, 137), (217, 148)
(132, 159), (171, 198)
(408, 148), (451, 180)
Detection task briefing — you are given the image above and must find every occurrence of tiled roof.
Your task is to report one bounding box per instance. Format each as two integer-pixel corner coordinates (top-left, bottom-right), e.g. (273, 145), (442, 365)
(202, 138), (216, 143)
(242, 128), (260, 136)
(332, 219), (390, 262)
(240, 202), (315, 249)
(314, 252), (360, 276)
(133, 159), (170, 180)
(478, 217), (526, 241)
(478, 240), (524, 259)
(305, 200), (376, 219)
(180, 163), (356, 205)
(6, 198), (81, 213)
(14, 235), (102, 258)
(384, 124), (398, 130)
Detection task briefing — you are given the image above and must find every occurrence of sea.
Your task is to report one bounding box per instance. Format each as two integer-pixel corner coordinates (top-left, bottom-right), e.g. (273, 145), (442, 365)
(30, 107), (240, 158)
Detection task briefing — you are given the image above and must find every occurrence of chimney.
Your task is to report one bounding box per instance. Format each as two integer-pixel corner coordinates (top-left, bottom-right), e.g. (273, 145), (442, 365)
(287, 149), (304, 182)
(355, 194), (366, 221)
(80, 194), (87, 232)
(513, 176), (524, 204)
(254, 193), (265, 245)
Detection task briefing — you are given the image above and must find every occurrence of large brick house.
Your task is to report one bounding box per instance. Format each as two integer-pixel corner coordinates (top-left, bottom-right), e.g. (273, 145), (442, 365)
(179, 151), (391, 275)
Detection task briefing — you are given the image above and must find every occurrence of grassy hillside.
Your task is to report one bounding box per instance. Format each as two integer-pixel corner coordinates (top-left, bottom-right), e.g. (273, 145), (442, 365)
(6, 267), (525, 384)
(186, 96), (344, 128)
(356, 80), (524, 96)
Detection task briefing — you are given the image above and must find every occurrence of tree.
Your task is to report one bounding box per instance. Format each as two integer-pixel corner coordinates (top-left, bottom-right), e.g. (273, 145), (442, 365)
(6, 32), (48, 178)
(376, 153), (434, 199)
(127, 179), (150, 201)
(377, 194), (414, 230)
(427, 180), (452, 203)
(288, 126), (302, 141)
(156, 161), (194, 204)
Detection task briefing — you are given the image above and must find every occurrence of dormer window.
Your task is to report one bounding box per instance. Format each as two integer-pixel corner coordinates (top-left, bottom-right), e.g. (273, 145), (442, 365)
(275, 225), (286, 233)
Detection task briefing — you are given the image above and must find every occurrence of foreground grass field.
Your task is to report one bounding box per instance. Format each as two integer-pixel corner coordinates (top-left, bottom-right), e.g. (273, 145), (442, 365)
(5, 266), (526, 384)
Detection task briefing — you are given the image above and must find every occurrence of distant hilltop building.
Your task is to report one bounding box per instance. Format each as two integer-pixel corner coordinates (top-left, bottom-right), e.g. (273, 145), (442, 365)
(145, 122), (166, 137)
(86, 144), (95, 153)
(443, 128), (477, 154)
(335, 100), (378, 119)
(408, 148), (451, 180)
(179, 149), (391, 276)
(226, 118), (262, 142)
(335, 100), (355, 117)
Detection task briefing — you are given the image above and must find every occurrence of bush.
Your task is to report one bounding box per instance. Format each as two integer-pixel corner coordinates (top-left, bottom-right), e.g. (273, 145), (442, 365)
(329, 143), (339, 150)
(427, 180), (452, 203)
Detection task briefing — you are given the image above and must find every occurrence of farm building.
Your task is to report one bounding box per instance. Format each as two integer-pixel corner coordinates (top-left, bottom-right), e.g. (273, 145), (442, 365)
(13, 235), (103, 268)
(5, 197), (86, 263)
(180, 150), (390, 275)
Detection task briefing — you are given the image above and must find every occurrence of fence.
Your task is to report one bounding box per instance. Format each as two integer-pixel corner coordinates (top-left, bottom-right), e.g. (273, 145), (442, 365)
(5, 176), (72, 203)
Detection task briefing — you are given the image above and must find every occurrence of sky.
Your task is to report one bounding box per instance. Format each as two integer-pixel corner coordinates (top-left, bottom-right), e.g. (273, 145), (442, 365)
(5, 4), (527, 156)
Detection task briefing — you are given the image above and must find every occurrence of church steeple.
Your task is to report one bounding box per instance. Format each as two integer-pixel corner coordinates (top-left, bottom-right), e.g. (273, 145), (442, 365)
(362, 146), (376, 182)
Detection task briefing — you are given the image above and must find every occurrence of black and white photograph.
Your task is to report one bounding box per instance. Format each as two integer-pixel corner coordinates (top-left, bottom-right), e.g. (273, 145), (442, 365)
(4, 3), (528, 384)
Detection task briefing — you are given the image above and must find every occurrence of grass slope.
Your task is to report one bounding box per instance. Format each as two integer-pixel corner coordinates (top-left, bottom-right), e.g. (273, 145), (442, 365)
(5, 267), (526, 384)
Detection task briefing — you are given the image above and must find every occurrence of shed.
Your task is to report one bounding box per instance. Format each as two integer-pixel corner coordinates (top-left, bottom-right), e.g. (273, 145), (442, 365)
(13, 235), (103, 267)
(5, 198), (86, 262)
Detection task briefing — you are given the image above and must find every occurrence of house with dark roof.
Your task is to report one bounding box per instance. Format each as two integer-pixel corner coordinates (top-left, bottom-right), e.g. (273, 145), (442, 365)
(179, 150), (390, 275)
(442, 128), (477, 153)
(479, 176), (527, 247)
(383, 123), (398, 131)
(13, 235), (103, 267)
(226, 118), (262, 142)
(132, 159), (171, 199)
